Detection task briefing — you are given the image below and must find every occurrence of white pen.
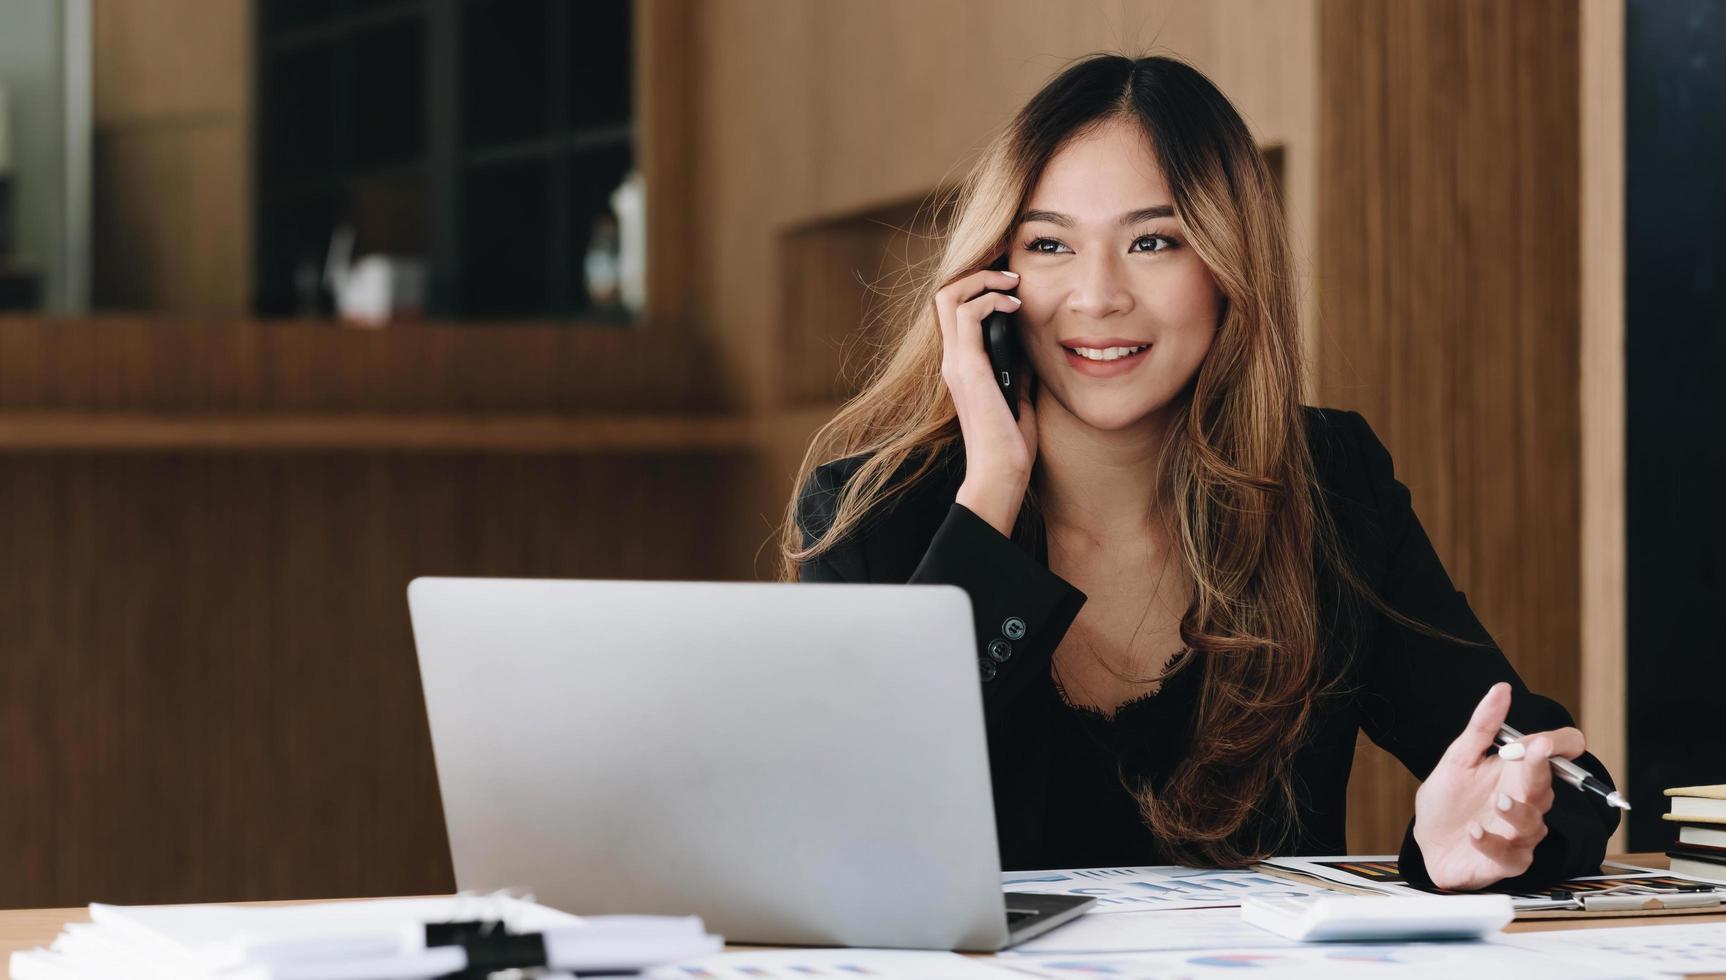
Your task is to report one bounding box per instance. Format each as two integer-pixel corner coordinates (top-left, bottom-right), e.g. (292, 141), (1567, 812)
(1497, 722), (1631, 810)
(1579, 891), (1721, 912)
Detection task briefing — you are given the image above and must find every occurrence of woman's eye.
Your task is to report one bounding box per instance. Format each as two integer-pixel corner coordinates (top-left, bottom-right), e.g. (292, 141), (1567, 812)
(1024, 235), (1177, 255)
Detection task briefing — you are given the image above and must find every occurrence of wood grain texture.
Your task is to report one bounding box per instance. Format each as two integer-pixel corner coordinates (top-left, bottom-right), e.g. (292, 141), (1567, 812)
(1579, 0), (1627, 854)
(0, 412), (756, 453)
(638, 0), (697, 325)
(92, 123), (251, 314)
(0, 314), (762, 905)
(0, 451), (756, 908)
(1315, 0), (1585, 852)
(0, 316), (732, 415)
(778, 196), (935, 407)
(90, 0), (253, 314)
(91, 0), (250, 124)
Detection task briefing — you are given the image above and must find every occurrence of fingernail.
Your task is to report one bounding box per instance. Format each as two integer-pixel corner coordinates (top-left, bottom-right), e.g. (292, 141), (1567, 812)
(1468, 822), (1484, 840)
(1497, 793), (1513, 812)
(1499, 742), (1526, 760)
(1002, 270), (1020, 278)
(1008, 295), (1022, 303)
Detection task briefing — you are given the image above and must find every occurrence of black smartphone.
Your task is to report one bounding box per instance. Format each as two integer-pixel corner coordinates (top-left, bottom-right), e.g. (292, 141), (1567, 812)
(983, 254), (1022, 419)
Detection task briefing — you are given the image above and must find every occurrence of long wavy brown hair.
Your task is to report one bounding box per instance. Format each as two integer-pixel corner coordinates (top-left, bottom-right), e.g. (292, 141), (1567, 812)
(776, 53), (1461, 866)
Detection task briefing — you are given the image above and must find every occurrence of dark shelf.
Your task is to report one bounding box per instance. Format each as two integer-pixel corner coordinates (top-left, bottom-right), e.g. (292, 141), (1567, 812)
(265, 0), (425, 51)
(462, 123), (633, 171)
(254, 0), (636, 321)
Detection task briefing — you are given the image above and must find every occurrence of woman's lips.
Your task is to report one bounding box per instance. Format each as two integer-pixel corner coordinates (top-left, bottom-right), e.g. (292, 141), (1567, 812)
(1062, 344), (1151, 377)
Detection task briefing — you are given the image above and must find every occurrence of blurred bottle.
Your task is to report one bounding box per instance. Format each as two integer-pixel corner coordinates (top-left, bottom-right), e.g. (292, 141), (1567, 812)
(323, 224), (426, 328)
(584, 211), (621, 311)
(610, 167), (645, 316)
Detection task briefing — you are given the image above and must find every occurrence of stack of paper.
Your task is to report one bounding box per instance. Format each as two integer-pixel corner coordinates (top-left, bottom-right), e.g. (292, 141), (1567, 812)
(10, 896), (722, 979)
(1259, 854), (1726, 912)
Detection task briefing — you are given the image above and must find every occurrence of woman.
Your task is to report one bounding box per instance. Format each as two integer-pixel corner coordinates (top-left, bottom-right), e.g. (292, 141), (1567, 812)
(778, 52), (1620, 890)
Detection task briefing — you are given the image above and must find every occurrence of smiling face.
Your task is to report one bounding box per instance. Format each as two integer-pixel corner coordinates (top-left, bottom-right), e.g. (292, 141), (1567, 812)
(1007, 116), (1224, 432)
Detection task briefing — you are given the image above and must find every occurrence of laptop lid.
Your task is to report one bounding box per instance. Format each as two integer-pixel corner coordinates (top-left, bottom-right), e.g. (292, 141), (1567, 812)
(407, 577), (1012, 950)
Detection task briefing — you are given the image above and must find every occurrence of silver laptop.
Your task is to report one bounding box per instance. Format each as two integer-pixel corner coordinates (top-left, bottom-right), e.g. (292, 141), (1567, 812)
(406, 577), (1093, 951)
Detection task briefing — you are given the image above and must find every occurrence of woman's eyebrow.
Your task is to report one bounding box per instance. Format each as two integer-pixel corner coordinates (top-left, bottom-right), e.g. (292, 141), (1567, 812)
(1016, 205), (1176, 228)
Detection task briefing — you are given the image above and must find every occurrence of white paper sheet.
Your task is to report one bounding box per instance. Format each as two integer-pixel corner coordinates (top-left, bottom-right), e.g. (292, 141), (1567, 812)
(1499, 921), (1726, 976)
(648, 948), (1026, 980)
(89, 895), (586, 966)
(995, 942), (1655, 980)
(10, 897), (703, 980)
(998, 907), (1295, 955)
(1001, 867), (1343, 913)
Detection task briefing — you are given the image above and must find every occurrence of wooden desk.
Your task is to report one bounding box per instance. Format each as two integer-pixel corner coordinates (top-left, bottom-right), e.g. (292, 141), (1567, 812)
(2, 855), (1722, 967)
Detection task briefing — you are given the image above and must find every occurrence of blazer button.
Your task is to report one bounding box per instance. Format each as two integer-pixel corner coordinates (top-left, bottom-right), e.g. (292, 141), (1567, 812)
(1002, 617), (1027, 640)
(987, 638), (1013, 663)
(979, 658), (998, 682)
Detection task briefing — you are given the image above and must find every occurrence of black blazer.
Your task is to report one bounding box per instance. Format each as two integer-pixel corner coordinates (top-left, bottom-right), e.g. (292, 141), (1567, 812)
(794, 406), (1621, 887)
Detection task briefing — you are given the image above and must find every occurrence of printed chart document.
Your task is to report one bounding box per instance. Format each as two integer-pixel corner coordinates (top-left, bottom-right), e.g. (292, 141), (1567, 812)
(648, 949), (1025, 980)
(1000, 866), (1342, 913)
(994, 942), (1653, 980)
(1498, 921), (1726, 975)
(1260, 855), (1724, 911)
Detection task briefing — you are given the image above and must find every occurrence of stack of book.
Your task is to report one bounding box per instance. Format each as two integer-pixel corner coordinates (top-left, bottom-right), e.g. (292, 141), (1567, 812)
(1665, 783), (1726, 883)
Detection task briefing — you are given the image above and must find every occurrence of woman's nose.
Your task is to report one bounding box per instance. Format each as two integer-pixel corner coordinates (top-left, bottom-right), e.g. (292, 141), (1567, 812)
(1064, 255), (1134, 319)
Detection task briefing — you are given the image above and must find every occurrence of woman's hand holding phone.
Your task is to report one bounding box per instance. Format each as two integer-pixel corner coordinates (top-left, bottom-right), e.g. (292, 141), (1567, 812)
(934, 266), (1037, 537)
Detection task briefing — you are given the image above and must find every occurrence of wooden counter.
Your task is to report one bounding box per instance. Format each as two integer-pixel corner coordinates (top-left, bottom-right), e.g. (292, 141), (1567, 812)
(0, 316), (804, 909)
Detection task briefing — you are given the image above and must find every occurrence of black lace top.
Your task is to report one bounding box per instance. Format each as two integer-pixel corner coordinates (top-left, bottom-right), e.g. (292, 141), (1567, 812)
(1037, 649), (1205, 868)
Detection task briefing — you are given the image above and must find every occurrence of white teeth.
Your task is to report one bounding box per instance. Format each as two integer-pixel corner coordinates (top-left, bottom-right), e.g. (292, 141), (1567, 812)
(1068, 344), (1149, 362)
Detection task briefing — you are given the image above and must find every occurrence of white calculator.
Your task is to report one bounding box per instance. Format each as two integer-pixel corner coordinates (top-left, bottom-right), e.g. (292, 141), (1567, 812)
(1241, 893), (1515, 942)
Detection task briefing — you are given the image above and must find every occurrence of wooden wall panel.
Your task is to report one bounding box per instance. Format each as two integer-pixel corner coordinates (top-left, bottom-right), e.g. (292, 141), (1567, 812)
(1579, 0), (1627, 852)
(92, 124), (250, 313)
(91, 0), (249, 123)
(0, 316), (731, 414)
(638, 0), (698, 326)
(0, 451), (755, 907)
(778, 196), (934, 407)
(89, 0), (252, 314)
(1316, 0), (1584, 852)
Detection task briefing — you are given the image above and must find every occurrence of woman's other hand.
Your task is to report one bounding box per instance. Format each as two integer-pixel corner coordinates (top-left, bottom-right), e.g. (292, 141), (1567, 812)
(1412, 681), (1587, 891)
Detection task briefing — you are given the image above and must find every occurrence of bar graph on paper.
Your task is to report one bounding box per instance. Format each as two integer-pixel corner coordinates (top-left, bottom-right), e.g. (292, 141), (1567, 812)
(1000, 866), (1339, 913)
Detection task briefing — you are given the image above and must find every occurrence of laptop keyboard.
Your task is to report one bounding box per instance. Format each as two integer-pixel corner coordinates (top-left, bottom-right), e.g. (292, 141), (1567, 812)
(1002, 892), (1094, 938)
